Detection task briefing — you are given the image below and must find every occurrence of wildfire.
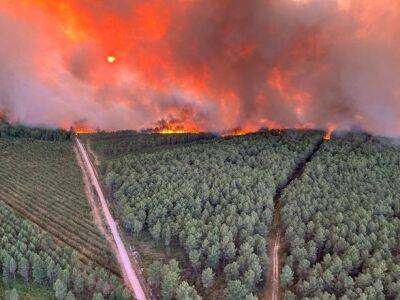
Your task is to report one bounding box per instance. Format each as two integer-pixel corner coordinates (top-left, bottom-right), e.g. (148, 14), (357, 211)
(323, 131), (332, 140)
(158, 128), (192, 134)
(1, 1), (399, 136)
(154, 119), (200, 134)
(74, 127), (95, 134)
(66, 121), (96, 134)
(221, 126), (259, 137)
(323, 125), (335, 141)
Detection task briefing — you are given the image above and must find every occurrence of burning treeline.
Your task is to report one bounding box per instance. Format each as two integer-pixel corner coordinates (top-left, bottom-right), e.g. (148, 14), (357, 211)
(0, 0), (400, 136)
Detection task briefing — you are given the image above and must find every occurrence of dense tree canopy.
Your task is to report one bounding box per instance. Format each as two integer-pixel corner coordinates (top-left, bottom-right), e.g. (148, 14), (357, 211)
(0, 118), (71, 141)
(85, 131), (216, 160)
(0, 201), (131, 299)
(102, 130), (322, 297)
(280, 136), (400, 298)
(0, 129), (127, 299)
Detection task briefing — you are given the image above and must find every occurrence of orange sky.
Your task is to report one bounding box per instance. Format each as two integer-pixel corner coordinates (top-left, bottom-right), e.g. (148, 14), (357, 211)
(1, 0), (400, 135)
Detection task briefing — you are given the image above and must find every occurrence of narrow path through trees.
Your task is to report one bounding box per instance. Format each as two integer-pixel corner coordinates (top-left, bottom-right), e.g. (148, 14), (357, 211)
(265, 138), (325, 300)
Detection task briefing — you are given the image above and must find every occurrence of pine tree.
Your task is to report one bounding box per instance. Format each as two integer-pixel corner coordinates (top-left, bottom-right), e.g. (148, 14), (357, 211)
(18, 258), (29, 284)
(65, 291), (76, 300)
(54, 279), (67, 300)
(175, 281), (201, 300)
(281, 265), (294, 289)
(201, 268), (215, 289)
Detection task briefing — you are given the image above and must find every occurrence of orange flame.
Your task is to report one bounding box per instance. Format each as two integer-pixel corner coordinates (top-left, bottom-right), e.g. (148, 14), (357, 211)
(1, 1), (399, 136)
(154, 119), (200, 134)
(323, 131), (332, 140)
(61, 120), (95, 134)
(221, 128), (250, 137)
(323, 125), (335, 140)
(74, 126), (95, 134)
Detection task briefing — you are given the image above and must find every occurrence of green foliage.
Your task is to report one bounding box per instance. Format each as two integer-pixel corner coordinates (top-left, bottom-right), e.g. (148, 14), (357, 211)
(85, 131), (216, 161)
(72, 274), (84, 295)
(0, 117), (71, 141)
(161, 260), (181, 300)
(92, 292), (104, 300)
(201, 268), (215, 289)
(54, 279), (67, 300)
(148, 259), (185, 300)
(280, 136), (400, 298)
(280, 265), (293, 289)
(4, 288), (19, 300)
(17, 258), (29, 284)
(225, 280), (248, 300)
(148, 260), (162, 288)
(0, 138), (129, 299)
(176, 281), (201, 300)
(0, 200), (127, 299)
(99, 130), (322, 296)
(65, 290), (76, 300)
(0, 138), (116, 271)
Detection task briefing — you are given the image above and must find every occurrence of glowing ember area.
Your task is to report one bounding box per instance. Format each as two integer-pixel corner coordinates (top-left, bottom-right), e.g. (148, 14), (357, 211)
(323, 124), (336, 140)
(154, 120), (200, 134)
(74, 127), (95, 134)
(222, 128), (256, 137)
(158, 128), (192, 134)
(69, 121), (95, 134)
(323, 130), (333, 141)
(1, 1), (400, 136)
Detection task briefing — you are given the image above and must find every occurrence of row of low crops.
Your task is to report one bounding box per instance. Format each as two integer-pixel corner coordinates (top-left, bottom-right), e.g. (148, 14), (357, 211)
(280, 136), (400, 298)
(99, 130), (323, 299)
(0, 138), (118, 275)
(0, 200), (131, 299)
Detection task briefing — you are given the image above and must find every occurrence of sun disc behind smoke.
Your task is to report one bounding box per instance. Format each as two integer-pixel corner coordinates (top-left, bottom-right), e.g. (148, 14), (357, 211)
(290, 0), (311, 4)
(107, 55), (116, 63)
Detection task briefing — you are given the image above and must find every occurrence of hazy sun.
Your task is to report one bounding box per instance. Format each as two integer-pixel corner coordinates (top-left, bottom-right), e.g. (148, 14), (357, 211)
(107, 55), (116, 63)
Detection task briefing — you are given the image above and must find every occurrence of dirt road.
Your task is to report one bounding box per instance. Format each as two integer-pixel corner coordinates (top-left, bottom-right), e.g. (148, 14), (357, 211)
(271, 231), (280, 300)
(76, 138), (147, 300)
(265, 137), (325, 299)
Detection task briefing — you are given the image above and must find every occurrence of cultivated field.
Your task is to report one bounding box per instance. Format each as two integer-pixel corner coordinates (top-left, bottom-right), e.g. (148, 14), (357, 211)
(0, 138), (116, 272)
(88, 130), (324, 298)
(0, 194), (130, 300)
(0, 135), (132, 299)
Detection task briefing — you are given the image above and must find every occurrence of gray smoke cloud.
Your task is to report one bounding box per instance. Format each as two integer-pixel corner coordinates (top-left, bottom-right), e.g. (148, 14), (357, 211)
(0, 0), (399, 135)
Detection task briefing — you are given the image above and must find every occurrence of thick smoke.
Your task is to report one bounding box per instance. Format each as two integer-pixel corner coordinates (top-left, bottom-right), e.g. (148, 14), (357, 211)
(0, 0), (399, 135)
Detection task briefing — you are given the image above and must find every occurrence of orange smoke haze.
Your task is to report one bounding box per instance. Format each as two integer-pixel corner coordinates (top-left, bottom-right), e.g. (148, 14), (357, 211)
(1, 1), (400, 135)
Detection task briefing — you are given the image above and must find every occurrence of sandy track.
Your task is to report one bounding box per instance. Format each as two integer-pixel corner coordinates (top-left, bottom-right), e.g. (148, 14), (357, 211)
(75, 138), (147, 300)
(271, 231), (280, 300)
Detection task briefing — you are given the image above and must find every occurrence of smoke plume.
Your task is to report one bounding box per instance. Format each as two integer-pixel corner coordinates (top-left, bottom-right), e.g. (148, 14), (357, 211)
(1, 0), (399, 135)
